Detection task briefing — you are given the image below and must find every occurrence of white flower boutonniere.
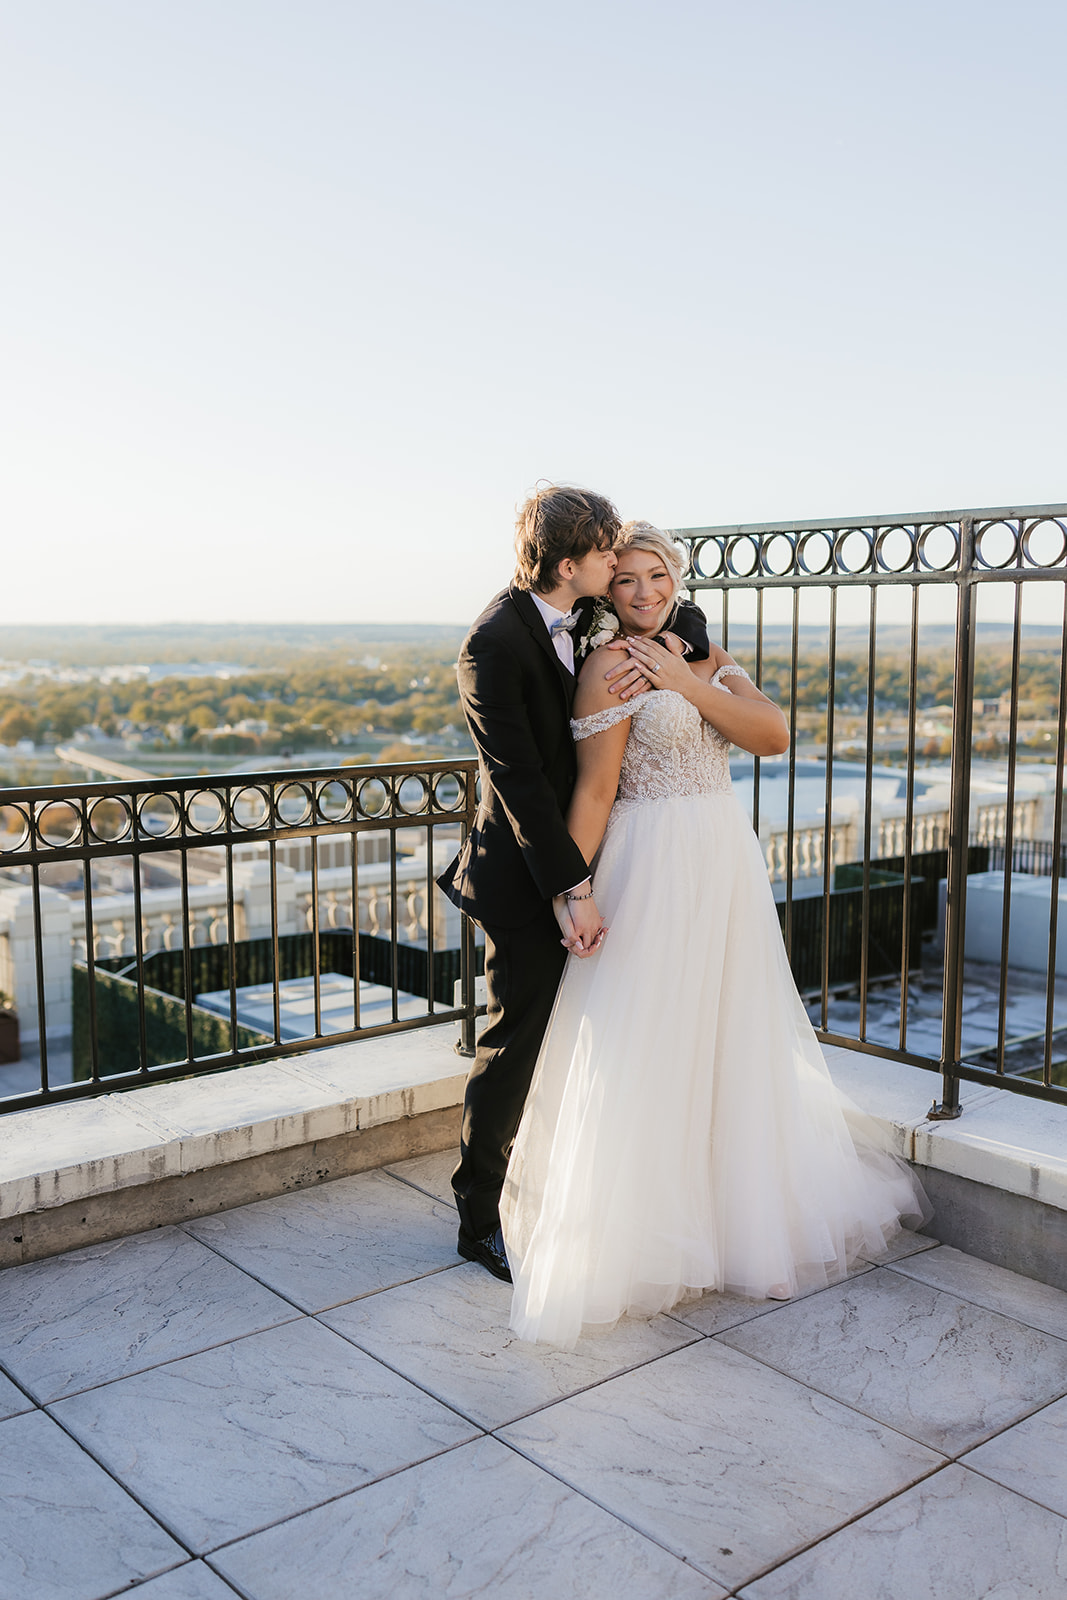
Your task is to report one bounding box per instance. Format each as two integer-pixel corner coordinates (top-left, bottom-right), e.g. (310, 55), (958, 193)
(577, 599), (621, 659)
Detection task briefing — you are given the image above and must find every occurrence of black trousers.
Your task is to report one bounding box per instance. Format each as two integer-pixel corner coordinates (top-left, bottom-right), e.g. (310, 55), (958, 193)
(452, 899), (568, 1240)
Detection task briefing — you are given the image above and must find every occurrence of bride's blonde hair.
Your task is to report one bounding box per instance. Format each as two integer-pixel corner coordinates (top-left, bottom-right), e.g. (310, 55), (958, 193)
(614, 521), (687, 604)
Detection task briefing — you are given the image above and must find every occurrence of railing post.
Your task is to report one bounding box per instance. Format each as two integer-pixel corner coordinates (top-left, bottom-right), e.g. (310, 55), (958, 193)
(932, 516), (977, 1119)
(457, 763), (479, 1058)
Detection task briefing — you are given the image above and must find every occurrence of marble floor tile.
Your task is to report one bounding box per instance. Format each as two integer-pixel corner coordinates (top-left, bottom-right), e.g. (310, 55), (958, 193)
(0, 1226), (296, 1402)
(718, 1268), (1067, 1454)
(861, 1228), (940, 1265)
(738, 1464), (1067, 1599)
(963, 1393), (1067, 1519)
(185, 1168), (458, 1312)
(51, 1317), (478, 1554)
(385, 1147), (456, 1206)
(0, 1409), (184, 1600)
(666, 1286), (789, 1337)
(128, 1562), (238, 1599)
(0, 1368), (33, 1420)
(320, 1261), (699, 1429)
(669, 1260), (874, 1338)
(498, 1339), (941, 1591)
(213, 1435), (725, 1600)
(888, 1245), (1067, 1340)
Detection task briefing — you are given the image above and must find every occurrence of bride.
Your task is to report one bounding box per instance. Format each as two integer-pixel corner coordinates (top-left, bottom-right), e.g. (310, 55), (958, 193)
(500, 521), (929, 1348)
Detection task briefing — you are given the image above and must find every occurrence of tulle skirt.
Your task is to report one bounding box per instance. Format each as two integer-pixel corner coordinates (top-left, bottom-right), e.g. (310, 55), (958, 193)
(500, 791), (930, 1348)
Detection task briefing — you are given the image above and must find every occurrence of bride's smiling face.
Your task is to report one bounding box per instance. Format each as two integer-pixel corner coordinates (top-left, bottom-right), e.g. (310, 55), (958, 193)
(609, 548), (676, 636)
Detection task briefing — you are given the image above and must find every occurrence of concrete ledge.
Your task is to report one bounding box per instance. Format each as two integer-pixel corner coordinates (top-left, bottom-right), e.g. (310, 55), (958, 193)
(821, 1043), (1067, 1289)
(911, 1163), (1067, 1294)
(0, 1025), (467, 1266)
(820, 1043), (1067, 1213)
(3, 1028), (1066, 1283)
(1, 1103), (460, 1269)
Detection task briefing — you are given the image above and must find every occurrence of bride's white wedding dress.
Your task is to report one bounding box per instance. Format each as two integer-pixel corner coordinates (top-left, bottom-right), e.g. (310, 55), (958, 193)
(501, 667), (929, 1348)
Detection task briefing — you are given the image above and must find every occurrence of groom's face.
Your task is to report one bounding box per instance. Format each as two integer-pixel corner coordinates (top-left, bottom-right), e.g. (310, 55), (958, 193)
(571, 542), (618, 598)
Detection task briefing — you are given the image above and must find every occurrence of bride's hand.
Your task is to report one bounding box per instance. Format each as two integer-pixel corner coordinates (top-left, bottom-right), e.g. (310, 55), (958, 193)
(619, 634), (693, 696)
(553, 893), (607, 958)
(603, 631), (685, 697)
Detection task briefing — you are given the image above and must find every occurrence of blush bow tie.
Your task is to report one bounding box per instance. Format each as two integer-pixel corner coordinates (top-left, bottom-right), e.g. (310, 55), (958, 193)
(549, 611), (579, 636)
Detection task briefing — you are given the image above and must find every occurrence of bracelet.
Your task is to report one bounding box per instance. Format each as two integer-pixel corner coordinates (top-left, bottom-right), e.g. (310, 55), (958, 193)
(566, 888), (595, 901)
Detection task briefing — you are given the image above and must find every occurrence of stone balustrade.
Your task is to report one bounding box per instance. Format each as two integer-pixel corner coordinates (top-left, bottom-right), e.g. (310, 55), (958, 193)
(759, 795), (1042, 886)
(0, 852), (457, 1044)
(0, 794), (1048, 1045)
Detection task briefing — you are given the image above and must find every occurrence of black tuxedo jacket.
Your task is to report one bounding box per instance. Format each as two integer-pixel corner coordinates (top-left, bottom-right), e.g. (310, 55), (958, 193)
(437, 586), (710, 930)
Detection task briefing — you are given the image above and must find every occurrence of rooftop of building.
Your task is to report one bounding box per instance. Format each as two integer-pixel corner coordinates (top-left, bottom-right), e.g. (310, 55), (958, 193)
(2, 1144), (1067, 1599)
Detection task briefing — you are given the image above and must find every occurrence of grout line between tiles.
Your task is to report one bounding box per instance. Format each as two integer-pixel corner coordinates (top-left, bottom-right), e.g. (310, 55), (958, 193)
(31, 1310), (308, 1405)
(724, 1457), (960, 1597)
(709, 1273), (1067, 1456)
(665, 1273), (871, 1339)
(703, 1331), (963, 1457)
(488, 1429), (728, 1587)
(177, 1211), (464, 1315)
(198, 1557), (257, 1600)
(188, 1435), (484, 1562)
(882, 1257), (1067, 1342)
(493, 1411), (954, 1593)
(315, 1305), (703, 1433)
(943, 1382), (1067, 1462)
(954, 1454), (1067, 1525)
(26, 1400), (201, 1566)
(0, 1364), (39, 1413)
(380, 1165), (454, 1208)
(120, 1559), (247, 1600)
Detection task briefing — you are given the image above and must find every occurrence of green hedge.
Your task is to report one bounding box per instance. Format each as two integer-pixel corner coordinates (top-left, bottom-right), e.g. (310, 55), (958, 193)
(844, 845), (991, 935)
(96, 930), (483, 1009)
(72, 965), (270, 1081)
(777, 875), (925, 995)
(78, 930), (485, 1080)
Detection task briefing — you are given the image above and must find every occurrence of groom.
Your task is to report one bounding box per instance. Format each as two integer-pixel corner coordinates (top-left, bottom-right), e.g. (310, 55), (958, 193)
(438, 484), (709, 1281)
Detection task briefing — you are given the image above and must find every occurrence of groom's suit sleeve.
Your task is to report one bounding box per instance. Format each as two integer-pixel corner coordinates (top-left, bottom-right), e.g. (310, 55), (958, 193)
(459, 634), (590, 901)
(671, 598), (712, 662)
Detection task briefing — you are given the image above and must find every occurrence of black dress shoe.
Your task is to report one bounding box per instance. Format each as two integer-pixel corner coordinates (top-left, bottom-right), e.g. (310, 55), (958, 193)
(457, 1226), (512, 1283)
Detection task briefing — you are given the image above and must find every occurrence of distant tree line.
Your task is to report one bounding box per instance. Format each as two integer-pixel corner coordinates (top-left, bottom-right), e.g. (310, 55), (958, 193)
(0, 646), (466, 752)
(1, 640), (1063, 754)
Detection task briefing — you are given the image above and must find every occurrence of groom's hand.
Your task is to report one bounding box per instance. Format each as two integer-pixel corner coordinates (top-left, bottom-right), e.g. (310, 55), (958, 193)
(602, 640), (657, 699)
(555, 888), (607, 957)
(602, 633), (684, 697)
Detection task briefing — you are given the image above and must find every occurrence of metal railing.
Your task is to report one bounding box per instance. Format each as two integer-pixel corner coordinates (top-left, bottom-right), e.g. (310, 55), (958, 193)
(4, 500), (1067, 1119)
(676, 502), (1067, 1113)
(0, 760), (480, 1112)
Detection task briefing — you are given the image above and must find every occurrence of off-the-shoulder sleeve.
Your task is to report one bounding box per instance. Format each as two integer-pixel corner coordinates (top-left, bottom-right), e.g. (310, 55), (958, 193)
(710, 664), (752, 690)
(571, 694), (650, 741)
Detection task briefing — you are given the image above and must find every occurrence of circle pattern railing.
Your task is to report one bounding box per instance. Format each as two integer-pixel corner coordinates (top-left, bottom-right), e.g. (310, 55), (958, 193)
(0, 765), (477, 860)
(679, 514), (1067, 583)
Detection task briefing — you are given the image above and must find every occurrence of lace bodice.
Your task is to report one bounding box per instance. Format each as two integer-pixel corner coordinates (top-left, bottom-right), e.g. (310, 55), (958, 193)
(571, 665), (749, 803)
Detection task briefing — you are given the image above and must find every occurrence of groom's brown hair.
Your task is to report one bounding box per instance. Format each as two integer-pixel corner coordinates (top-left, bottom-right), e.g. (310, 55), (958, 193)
(513, 484), (622, 593)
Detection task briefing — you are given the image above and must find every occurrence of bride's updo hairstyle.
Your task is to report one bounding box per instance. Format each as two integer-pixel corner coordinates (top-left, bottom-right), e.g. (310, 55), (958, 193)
(613, 521), (687, 606)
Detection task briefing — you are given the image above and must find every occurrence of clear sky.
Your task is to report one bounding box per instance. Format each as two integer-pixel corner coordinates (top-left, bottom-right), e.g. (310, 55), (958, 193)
(2, 0), (1064, 626)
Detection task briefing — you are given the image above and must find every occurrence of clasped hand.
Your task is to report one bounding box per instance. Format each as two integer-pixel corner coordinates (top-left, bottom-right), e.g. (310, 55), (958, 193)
(603, 632), (689, 698)
(553, 893), (607, 958)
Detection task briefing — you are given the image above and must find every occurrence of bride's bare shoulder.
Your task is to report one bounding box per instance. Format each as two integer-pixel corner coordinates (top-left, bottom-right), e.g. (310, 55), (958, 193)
(574, 643), (629, 717)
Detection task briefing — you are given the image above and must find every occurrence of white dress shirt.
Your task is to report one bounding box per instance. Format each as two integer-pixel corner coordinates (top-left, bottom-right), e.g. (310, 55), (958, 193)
(529, 592), (577, 676)
(528, 591), (591, 894)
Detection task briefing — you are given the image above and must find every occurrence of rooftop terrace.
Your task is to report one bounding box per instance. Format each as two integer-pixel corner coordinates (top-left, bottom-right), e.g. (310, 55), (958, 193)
(3, 1143), (1067, 1599)
(0, 1018), (1066, 1599)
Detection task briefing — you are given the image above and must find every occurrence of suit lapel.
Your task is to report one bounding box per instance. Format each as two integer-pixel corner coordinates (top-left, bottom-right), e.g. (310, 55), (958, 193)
(510, 586), (576, 709)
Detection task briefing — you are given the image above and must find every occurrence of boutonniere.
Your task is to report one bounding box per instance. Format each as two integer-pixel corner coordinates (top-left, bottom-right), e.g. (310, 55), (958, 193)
(577, 598), (621, 658)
